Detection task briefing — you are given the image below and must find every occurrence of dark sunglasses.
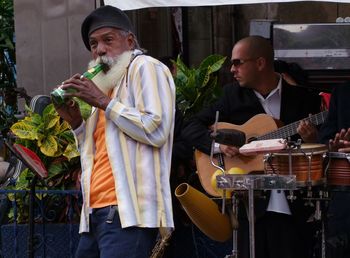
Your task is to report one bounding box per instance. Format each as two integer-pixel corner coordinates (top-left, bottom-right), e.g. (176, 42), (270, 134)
(230, 58), (257, 67)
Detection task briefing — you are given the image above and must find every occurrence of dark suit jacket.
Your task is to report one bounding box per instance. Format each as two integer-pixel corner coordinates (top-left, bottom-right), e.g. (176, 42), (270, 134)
(319, 83), (350, 144)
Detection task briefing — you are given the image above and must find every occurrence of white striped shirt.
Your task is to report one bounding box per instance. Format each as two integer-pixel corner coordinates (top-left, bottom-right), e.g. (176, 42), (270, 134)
(75, 50), (175, 233)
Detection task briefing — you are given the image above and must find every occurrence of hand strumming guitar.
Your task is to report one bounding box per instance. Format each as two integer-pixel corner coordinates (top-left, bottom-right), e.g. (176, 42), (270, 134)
(219, 144), (239, 158)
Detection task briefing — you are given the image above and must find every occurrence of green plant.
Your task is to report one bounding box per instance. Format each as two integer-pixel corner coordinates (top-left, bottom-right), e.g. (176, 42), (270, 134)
(173, 54), (226, 119)
(10, 104), (80, 163)
(6, 104), (81, 223)
(0, 0), (18, 135)
(0, 0), (15, 81)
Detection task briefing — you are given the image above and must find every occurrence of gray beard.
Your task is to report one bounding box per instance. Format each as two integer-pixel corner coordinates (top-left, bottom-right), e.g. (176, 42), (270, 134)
(87, 51), (133, 95)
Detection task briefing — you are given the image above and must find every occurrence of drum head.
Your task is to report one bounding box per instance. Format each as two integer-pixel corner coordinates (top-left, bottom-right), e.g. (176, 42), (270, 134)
(274, 143), (327, 156)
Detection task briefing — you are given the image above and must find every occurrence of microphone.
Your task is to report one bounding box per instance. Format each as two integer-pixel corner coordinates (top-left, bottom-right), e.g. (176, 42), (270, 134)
(210, 128), (246, 147)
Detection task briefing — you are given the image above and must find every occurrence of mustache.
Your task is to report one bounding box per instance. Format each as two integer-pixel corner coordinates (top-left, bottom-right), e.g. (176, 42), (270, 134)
(95, 55), (119, 67)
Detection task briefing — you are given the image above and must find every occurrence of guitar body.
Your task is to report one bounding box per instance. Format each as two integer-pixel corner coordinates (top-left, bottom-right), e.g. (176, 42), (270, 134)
(195, 114), (279, 197)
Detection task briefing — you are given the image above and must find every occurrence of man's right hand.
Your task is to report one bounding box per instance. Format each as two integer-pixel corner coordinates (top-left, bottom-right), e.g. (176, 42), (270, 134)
(219, 144), (239, 158)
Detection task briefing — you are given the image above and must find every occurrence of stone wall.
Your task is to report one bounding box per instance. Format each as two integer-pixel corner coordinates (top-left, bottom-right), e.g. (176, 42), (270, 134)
(14, 0), (93, 97)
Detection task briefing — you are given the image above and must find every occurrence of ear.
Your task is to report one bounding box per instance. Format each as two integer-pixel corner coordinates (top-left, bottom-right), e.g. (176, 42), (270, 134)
(256, 57), (266, 71)
(126, 34), (135, 49)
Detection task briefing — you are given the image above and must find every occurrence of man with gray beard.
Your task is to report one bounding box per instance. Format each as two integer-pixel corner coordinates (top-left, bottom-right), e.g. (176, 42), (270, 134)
(53, 5), (175, 258)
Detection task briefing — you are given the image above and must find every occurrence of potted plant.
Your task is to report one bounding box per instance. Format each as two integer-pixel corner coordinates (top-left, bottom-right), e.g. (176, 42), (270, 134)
(173, 54), (227, 120)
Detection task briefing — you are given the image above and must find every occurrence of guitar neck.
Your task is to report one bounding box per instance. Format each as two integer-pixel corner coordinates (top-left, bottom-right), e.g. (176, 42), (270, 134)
(257, 111), (328, 140)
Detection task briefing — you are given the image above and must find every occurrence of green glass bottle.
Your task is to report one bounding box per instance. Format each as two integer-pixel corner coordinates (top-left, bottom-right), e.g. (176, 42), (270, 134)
(82, 63), (105, 79)
(50, 63), (105, 106)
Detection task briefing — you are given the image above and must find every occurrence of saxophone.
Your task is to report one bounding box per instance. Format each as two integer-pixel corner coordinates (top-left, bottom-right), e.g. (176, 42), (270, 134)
(150, 229), (172, 258)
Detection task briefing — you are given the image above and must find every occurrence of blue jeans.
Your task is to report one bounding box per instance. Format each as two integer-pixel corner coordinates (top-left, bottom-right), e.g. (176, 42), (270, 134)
(75, 206), (158, 258)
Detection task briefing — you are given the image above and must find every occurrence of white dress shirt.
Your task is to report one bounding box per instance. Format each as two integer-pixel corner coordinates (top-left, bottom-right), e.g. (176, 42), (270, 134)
(254, 76), (291, 215)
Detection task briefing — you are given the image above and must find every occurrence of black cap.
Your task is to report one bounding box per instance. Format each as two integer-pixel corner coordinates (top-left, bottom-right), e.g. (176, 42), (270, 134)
(81, 5), (134, 51)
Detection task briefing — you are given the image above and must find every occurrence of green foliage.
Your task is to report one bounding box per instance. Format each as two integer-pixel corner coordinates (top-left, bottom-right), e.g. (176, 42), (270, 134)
(7, 104), (81, 223)
(0, 0), (17, 135)
(173, 54), (226, 120)
(10, 104), (80, 162)
(9, 103), (81, 182)
(0, 0), (15, 88)
(0, 0), (15, 42)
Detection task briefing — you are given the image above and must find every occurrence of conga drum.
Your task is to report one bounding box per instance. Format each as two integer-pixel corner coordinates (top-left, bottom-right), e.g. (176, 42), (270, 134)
(264, 144), (327, 187)
(325, 152), (350, 191)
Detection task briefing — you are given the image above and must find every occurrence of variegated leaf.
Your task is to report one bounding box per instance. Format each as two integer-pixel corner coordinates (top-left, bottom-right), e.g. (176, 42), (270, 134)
(40, 135), (58, 157)
(10, 122), (38, 140)
(44, 114), (60, 130)
(63, 142), (80, 161)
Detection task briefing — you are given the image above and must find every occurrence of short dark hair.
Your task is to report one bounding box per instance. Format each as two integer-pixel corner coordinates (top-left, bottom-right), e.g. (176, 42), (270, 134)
(238, 36), (274, 67)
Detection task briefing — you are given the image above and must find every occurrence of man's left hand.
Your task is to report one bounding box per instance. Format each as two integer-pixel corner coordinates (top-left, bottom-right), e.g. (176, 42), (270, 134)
(297, 119), (318, 143)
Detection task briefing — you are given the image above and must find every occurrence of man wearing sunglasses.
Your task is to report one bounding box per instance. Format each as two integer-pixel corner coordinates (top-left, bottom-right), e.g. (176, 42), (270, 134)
(182, 35), (321, 258)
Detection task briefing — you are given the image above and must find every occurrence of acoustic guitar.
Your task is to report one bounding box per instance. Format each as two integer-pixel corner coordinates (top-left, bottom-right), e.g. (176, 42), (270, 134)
(194, 111), (328, 196)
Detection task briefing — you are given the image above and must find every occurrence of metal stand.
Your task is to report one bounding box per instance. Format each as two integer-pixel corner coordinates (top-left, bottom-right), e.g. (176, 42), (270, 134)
(248, 182), (255, 258)
(210, 111), (239, 258)
(28, 175), (38, 258)
(231, 196), (239, 258)
(4, 141), (47, 258)
(217, 174), (297, 258)
(224, 196), (239, 258)
(303, 187), (330, 258)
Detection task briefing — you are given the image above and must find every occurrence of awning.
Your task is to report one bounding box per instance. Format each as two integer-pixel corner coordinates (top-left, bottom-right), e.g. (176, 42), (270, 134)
(104, 0), (350, 11)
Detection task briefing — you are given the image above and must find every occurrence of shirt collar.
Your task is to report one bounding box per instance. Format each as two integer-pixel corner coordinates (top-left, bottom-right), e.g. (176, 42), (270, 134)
(254, 74), (282, 100)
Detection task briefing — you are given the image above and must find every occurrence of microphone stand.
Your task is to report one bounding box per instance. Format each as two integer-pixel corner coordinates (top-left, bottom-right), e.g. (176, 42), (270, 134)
(210, 111), (227, 213)
(28, 175), (38, 258)
(4, 141), (45, 258)
(211, 111), (239, 258)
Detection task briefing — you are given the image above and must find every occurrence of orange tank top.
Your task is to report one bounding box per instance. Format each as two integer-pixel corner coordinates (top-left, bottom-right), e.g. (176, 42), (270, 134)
(90, 109), (117, 208)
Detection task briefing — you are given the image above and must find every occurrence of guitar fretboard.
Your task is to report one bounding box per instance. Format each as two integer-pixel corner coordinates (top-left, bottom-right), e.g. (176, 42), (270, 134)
(257, 110), (328, 140)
